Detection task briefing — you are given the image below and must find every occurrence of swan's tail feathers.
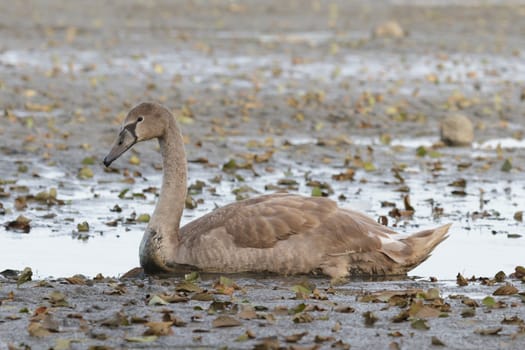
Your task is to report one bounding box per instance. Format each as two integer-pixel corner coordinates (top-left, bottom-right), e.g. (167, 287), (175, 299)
(400, 223), (451, 271)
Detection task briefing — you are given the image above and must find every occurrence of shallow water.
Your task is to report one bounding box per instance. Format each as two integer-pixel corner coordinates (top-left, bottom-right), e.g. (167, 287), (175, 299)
(1, 133), (523, 279)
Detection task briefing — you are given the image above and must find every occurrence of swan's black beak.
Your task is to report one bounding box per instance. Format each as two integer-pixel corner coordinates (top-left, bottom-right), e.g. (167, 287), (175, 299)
(103, 128), (137, 167)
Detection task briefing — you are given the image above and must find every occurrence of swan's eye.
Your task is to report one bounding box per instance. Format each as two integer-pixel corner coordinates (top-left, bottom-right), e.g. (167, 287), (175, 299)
(138, 116), (144, 122)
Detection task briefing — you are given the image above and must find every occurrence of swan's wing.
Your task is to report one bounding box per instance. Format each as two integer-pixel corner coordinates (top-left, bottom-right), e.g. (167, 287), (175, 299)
(218, 194), (399, 253)
(182, 193), (399, 252)
(222, 194), (337, 248)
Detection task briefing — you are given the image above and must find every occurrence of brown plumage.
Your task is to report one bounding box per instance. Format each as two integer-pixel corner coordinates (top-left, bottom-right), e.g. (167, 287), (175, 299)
(103, 102), (451, 279)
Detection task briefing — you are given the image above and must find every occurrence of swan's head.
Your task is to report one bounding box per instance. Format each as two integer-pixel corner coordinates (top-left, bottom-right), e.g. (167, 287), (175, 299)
(103, 102), (169, 167)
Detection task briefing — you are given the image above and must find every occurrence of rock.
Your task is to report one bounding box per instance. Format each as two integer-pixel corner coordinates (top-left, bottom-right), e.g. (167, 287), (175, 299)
(373, 20), (406, 38)
(440, 114), (474, 146)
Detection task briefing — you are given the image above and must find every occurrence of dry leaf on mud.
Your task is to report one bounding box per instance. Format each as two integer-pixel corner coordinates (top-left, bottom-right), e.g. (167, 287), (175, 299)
(144, 321), (174, 336)
(431, 336), (445, 346)
(175, 281), (203, 293)
(411, 319), (430, 330)
(363, 311), (378, 327)
(475, 327), (502, 336)
(212, 315), (241, 328)
(285, 331), (308, 343)
(408, 301), (440, 318)
(493, 284), (518, 296)
(125, 335), (158, 343)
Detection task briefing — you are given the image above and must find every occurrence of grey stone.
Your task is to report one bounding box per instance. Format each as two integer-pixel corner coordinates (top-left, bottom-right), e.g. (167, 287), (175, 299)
(440, 114), (474, 146)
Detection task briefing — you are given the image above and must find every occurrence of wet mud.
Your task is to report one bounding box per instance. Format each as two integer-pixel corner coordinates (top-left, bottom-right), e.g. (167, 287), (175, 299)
(1, 0), (525, 348)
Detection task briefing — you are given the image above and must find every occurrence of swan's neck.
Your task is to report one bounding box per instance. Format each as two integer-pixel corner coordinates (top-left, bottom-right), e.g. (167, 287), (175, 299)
(153, 120), (187, 232)
(140, 115), (187, 271)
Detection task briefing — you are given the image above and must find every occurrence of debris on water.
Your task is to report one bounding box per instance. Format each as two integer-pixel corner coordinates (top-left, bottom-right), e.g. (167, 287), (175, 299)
(77, 221), (89, 232)
(5, 215), (31, 233)
(17, 266), (32, 286)
(492, 284), (518, 296)
(456, 273), (469, 287)
(501, 158), (513, 172)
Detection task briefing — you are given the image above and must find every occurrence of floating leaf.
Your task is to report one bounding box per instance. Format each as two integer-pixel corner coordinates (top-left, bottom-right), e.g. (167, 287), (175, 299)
(311, 187), (323, 197)
(78, 167), (94, 179)
(482, 296), (496, 308)
(5, 215), (31, 233)
(77, 221), (89, 232)
(129, 155), (140, 165)
(136, 214), (150, 223)
(456, 273), (468, 286)
(501, 159), (512, 172)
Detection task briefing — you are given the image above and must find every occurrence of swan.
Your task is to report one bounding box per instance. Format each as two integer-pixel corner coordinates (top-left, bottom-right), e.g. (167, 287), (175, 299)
(103, 102), (450, 278)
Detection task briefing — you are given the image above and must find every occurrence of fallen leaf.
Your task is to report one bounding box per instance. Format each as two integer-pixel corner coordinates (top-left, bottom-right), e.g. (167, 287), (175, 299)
(5, 215), (31, 233)
(212, 315), (241, 328)
(17, 267), (33, 286)
(334, 305), (355, 313)
(456, 273), (468, 286)
(78, 166), (94, 179)
(148, 295), (169, 306)
(411, 319), (430, 330)
(144, 321), (173, 336)
(363, 311), (378, 327)
(48, 291), (69, 307)
(475, 327), (502, 336)
(125, 335), (158, 343)
(293, 312), (314, 323)
(431, 336), (445, 346)
(175, 281), (203, 293)
(28, 322), (51, 337)
(285, 331), (308, 343)
(493, 284), (518, 296)
(77, 221), (89, 232)
(501, 316), (524, 326)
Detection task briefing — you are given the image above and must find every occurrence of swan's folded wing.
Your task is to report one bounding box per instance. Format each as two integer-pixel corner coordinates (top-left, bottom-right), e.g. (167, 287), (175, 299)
(223, 194), (337, 248)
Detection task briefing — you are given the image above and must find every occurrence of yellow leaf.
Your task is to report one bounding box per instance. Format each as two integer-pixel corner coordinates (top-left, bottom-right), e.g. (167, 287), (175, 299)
(153, 63), (164, 74)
